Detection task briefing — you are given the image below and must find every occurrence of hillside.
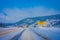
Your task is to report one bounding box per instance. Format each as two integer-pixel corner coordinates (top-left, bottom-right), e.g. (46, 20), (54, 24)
(0, 14), (60, 27)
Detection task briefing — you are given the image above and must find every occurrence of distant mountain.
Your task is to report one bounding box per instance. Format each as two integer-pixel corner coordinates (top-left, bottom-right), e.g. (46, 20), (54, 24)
(0, 14), (60, 27)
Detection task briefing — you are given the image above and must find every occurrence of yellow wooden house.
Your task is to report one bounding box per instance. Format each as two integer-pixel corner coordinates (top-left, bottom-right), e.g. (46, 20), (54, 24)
(37, 21), (46, 27)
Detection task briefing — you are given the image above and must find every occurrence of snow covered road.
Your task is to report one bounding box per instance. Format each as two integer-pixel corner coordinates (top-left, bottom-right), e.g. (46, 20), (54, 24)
(0, 27), (60, 40)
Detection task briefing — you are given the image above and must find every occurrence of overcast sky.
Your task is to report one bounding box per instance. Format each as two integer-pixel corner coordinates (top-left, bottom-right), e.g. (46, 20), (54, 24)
(0, 0), (60, 23)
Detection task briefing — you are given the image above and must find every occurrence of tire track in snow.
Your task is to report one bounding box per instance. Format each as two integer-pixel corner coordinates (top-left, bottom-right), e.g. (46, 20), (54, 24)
(10, 29), (26, 40)
(30, 28), (49, 40)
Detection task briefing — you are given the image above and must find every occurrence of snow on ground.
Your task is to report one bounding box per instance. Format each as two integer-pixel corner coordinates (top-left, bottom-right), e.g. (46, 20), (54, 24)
(0, 27), (60, 40)
(0, 27), (17, 31)
(0, 27), (22, 31)
(31, 27), (60, 40)
(0, 27), (25, 40)
(29, 29), (44, 40)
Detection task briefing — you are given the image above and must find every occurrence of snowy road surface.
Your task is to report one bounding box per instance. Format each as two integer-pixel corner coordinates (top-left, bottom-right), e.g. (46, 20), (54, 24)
(0, 27), (60, 40)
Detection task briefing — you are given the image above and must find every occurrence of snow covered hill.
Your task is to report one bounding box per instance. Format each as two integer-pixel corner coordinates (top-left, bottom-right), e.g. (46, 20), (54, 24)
(0, 14), (60, 28)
